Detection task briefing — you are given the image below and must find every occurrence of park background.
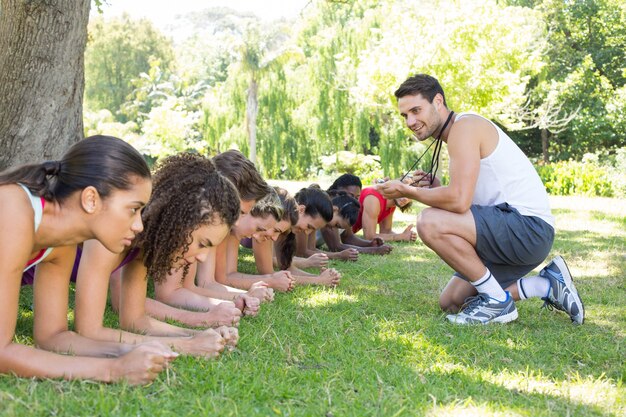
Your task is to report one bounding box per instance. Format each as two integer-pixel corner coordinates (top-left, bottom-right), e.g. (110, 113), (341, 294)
(0, 0), (625, 416)
(80, 0), (626, 197)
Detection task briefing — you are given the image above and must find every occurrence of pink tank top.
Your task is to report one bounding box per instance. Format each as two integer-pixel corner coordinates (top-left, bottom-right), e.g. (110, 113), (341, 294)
(352, 187), (395, 233)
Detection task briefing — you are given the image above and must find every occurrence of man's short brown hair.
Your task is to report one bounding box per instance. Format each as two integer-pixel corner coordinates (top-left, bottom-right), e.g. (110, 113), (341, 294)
(394, 74), (447, 107)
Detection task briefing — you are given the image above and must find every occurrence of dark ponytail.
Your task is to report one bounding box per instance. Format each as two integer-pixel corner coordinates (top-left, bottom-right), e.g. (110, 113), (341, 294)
(275, 232), (295, 271)
(294, 186), (333, 223)
(328, 173), (362, 192)
(329, 191), (360, 226)
(0, 135), (150, 202)
(274, 187), (299, 270)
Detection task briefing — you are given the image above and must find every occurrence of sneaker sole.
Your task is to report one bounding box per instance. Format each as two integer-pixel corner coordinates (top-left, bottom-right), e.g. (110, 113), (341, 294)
(491, 308), (518, 324)
(552, 256), (585, 324)
(446, 308), (518, 325)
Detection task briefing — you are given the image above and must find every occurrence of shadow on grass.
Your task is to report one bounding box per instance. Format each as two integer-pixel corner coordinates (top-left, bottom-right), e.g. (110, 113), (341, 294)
(268, 235), (625, 389)
(553, 229), (626, 287)
(236, 285), (622, 416)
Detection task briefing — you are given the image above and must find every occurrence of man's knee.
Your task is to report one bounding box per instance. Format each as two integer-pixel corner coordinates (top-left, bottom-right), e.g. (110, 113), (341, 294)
(416, 208), (441, 242)
(438, 293), (460, 313)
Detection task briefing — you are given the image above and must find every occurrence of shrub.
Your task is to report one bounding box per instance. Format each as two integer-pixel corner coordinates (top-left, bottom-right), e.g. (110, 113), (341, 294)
(139, 97), (202, 158)
(83, 109), (140, 140)
(319, 151), (384, 186)
(605, 147), (626, 198)
(537, 157), (615, 197)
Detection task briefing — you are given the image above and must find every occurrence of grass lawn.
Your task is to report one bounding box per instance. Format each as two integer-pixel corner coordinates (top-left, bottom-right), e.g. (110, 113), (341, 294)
(1, 196), (624, 416)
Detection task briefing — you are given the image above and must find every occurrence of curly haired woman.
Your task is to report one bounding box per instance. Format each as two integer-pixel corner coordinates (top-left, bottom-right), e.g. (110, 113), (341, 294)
(73, 153), (241, 359)
(190, 150), (292, 294)
(153, 192), (280, 311)
(156, 150), (276, 303)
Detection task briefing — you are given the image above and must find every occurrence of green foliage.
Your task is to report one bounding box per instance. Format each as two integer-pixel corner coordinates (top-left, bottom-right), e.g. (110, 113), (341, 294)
(82, 0), (626, 176)
(256, 66), (314, 179)
(537, 158), (615, 197)
(84, 14), (175, 120)
(119, 59), (173, 124)
(83, 109), (139, 141)
(199, 72), (250, 157)
(294, 0), (545, 177)
(319, 150), (383, 185)
(506, 0), (626, 160)
(170, 8), (247, 85)
(121, 60), (210, 126)
(606, 147), (626, 198)
(136, 97), (202, 158)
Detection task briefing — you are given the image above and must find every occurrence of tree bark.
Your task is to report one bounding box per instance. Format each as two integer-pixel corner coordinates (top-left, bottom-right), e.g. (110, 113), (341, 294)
(541, 128), (549, 163)
(0, 0), (91, 170)
(246, 76), (258, 165)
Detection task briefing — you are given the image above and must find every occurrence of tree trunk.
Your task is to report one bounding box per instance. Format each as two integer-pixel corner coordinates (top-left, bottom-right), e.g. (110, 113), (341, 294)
(0, 0), (91, 171)
(246, 76), (258, 165)
(541, 128), (550, 164)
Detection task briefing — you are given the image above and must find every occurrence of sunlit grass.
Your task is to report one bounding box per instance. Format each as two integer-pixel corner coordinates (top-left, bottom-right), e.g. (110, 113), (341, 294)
(0, 195), (624, 416)
(299, 291), (359, 308)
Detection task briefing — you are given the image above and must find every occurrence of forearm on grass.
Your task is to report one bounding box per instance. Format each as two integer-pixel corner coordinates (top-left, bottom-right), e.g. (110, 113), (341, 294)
(0, 343), (119, 382)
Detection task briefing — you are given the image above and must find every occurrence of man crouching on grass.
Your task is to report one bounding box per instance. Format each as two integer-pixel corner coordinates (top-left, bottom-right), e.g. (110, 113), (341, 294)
(377, 74), (584, 325)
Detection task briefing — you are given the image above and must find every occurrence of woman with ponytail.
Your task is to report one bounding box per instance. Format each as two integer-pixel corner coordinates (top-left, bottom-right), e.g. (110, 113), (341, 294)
(176, 189), (292, 296)
(250, 187), (341, 287)
(185, 151), (291, 295)
(247, 187), (298, 280)
(0, 135), (176, 385)
(316, 190), (393, 256)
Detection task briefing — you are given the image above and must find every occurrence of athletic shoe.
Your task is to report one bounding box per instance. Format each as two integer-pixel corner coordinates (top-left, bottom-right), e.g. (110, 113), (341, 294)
(446, 291), (518, 324)
(540, 256), (585, 324)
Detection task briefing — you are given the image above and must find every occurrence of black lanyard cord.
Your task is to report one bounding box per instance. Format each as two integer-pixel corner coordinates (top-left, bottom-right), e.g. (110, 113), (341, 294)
(400, 110), (454, 187)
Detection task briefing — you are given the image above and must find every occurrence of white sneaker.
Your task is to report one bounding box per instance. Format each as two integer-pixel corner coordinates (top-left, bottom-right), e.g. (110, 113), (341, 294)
(447, 291), (518, 325)
(540, 256), (585, 324)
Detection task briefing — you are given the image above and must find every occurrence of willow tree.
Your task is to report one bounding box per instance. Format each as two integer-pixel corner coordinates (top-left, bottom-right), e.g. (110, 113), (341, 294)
(200, 78), (247, 156)
(0, 0), (91, 170)
(296, 0), (380, 164)
(256, 64), (313, 178)
(298, 0), (545, 176)
(238, 23), (293, 166)
(198, 0), (552, 177)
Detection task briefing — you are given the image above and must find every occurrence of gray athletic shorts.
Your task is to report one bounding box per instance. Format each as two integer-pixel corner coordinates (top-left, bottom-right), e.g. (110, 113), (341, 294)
(454, 202), (555, 289)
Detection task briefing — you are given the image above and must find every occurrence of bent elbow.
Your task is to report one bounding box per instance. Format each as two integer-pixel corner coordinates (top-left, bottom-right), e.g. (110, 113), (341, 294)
(119, 315), (146, 332)
(450, 199), (472, 214)
(327, 243), (342, 252)
(73, 322), (92, 337)
(217, 273), (231, 285)
(34, 330), (74, 350)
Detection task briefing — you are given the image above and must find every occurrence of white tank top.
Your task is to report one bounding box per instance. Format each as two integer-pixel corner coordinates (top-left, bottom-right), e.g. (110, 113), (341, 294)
(456, 112), (554, 227)
(19, 184), (54, 272)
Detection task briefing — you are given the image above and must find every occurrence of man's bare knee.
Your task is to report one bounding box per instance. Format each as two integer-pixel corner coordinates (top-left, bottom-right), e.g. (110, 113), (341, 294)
(439, 293), (461, 313)
(416, 208), (441, 242)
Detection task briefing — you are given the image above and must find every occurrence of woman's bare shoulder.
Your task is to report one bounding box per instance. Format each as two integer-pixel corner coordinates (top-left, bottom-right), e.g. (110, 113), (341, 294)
(0, 184), (35, 225)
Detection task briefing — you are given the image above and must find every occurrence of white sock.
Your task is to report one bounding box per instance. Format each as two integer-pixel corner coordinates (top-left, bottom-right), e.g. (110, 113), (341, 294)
(517, 275), (550, 300)
(471, 268), (507, 302)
